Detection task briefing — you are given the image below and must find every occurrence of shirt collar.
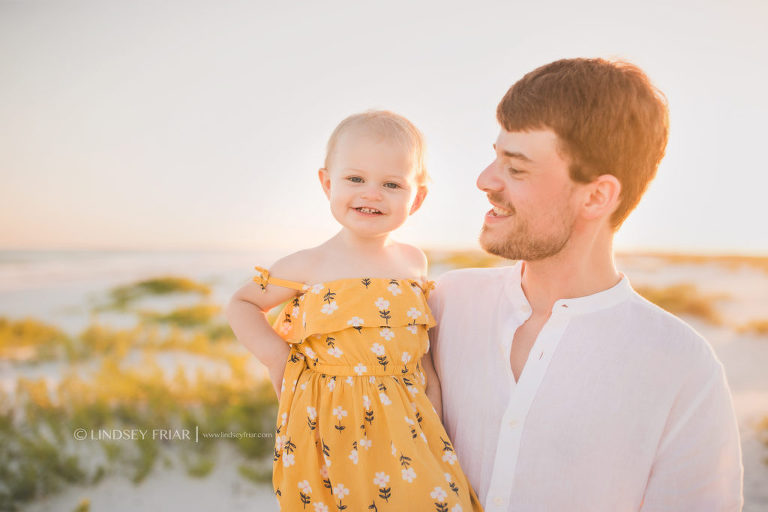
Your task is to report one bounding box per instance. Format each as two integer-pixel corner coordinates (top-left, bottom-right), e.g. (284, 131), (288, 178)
(504, 260), (633, 316)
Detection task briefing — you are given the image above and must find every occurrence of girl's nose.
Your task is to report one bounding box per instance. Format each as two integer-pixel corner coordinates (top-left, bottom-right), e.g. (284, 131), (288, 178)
(360, 185), (383, 201)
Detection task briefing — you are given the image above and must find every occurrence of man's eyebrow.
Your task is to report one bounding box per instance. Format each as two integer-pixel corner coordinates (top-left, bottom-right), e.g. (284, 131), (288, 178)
(493, 143), (533, 163)
(501, 150), (532, 162)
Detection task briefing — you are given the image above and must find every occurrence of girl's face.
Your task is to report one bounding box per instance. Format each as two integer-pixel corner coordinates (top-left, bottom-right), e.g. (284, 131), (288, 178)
(319, 130), (426, 239)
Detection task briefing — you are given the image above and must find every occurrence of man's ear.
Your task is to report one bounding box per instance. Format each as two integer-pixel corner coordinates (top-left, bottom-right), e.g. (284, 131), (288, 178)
(409, 186), (428, 215)
(318, 168), (331, 199)
(581, 174), (621, 221)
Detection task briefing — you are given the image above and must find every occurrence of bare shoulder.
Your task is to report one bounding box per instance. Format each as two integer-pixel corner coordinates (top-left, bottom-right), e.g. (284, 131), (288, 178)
(392, 242), (428, 279)
(269, 248), (322, 282)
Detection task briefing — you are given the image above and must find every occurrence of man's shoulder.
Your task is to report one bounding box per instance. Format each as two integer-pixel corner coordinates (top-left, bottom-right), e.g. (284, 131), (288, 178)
(623, 289), (720, 368)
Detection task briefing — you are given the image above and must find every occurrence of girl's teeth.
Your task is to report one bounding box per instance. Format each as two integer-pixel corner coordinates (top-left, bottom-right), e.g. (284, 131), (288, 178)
(358, 208), (380, 214)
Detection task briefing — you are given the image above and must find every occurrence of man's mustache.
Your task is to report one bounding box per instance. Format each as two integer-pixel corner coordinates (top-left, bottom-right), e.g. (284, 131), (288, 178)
(486, 193), (516, 215)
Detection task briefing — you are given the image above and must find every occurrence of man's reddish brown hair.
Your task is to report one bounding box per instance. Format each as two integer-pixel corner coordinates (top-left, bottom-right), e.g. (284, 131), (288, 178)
(497, 58), (669, 228)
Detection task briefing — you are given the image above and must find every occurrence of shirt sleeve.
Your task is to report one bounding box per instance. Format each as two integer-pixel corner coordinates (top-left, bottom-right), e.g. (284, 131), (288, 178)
(640, 347), (744, 511)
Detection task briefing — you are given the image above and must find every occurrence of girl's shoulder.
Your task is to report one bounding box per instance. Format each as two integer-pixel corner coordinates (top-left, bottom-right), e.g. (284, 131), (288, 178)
(268, 248), (324, 284)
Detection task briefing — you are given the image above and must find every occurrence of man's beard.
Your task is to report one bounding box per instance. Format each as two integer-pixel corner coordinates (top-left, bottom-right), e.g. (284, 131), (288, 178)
(479, 196), (574, 261)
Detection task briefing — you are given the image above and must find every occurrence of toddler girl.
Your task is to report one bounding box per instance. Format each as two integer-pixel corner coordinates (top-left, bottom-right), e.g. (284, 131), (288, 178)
(227, 110), (483, 512)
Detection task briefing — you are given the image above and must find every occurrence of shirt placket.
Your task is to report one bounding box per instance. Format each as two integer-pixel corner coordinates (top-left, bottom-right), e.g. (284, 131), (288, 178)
(485, 304), (572, 511)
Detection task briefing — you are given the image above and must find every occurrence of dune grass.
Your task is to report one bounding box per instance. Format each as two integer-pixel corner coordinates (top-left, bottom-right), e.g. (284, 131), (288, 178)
(0, 317), (74, 362)
(140, 303), (220, 328)
(634, 283), (725, 324)
(619, 252), (768, 274)
(102, 276), (211, 311)
(1, 351), (277, 509)
(738, 319), (768, 337)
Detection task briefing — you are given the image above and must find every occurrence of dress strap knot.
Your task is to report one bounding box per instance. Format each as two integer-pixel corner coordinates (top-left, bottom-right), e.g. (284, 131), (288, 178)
(253, 265), (307, 292)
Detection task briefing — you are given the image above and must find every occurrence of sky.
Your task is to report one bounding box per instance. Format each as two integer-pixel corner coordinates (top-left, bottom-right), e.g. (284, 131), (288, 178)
(1, 0), (767, 254)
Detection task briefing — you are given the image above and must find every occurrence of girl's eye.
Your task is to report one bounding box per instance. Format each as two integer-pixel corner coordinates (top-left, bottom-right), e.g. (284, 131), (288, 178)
(347, 176), (364, 183)
(383, 182), (401, 189)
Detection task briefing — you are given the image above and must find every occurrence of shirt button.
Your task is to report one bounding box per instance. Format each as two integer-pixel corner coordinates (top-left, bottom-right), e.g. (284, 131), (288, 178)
(494, 496), (504, 506)
(509, 419), (518, 428)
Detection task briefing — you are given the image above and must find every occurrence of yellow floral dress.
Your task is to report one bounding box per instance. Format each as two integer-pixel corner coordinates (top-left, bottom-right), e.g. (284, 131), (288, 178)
(253, 267), (483, 512)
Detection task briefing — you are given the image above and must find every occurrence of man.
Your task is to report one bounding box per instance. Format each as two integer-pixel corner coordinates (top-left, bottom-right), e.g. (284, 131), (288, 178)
(428, 58), (743, 511)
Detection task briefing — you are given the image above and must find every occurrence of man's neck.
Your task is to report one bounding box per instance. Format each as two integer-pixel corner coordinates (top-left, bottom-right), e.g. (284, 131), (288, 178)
(520, 231), (620, 315)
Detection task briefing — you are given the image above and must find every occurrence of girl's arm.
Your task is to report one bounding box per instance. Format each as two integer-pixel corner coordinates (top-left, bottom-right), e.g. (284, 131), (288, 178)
(421, 347), (443, 419)
(225, 257), (304, 399)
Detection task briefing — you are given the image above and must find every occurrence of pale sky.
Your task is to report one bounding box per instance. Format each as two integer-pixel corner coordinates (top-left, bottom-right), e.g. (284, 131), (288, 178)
(2, 0), (767, 254)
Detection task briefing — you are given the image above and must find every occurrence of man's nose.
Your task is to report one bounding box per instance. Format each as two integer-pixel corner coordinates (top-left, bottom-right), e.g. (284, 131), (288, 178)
(477, 161), (502, 192)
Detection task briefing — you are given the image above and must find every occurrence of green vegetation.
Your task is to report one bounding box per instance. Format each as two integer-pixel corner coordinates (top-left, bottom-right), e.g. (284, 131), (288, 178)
(0, 317), (73, 361)
(140, 304), (220, 328)
(634, 283), (725, 324)
(102, 276), (211, 310)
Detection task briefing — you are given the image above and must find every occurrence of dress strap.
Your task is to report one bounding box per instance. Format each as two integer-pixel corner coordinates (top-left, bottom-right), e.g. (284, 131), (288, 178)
(253, 266), (307, 292)
(413, 279), (436, 299)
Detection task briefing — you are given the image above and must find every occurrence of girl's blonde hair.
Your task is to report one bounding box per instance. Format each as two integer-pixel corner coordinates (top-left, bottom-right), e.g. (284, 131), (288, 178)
(324, 110), (429, 187)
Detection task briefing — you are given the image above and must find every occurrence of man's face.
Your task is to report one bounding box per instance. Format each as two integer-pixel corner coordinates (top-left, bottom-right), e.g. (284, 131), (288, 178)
(477, 128), (580, 261)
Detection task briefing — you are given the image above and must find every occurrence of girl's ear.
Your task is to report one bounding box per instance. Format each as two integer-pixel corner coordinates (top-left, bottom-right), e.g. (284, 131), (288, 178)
(409, 186), (428, 215)
(318, 168), (331, 199)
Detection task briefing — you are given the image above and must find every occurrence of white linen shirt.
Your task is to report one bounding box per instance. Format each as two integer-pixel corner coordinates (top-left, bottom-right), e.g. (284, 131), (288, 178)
(428, 263), (743, 512)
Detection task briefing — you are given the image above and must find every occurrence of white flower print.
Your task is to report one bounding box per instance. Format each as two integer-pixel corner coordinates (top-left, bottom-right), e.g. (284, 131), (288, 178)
(300, 382), (307, 390)
(327, 378), (336, 392)
(451, 505), (463, 512)
(391, 442), (397, 456)
(279, 322), (291, 335)
(347, 316), (364, 328)
(374, 297), (390, 310)
(313, 503), (329, 512)
(332, 483), (350, 497)
(387, 283), (402, 296)
(362, 395), (372, 409)
(354, 363), (367, 376)
(444, 472), (453, 483)
(348, 449), (358, 464)
(292, 306), (300, 317)
(442, 451), (458, 465)
(332, 406), (347, 420)
(369, 376), (376, 384)
(379, 392), (391, 405)
(430, 487), (448, 502)
(320, 465), (329, 478)
(371, 343), (385, 356)
(323, 455), (332, 467)
(359, 437), (372, 450)
(373, 472), (390, 487)
(401, 352), (412, 364)
(406, 324), (418, 334)
(275, 435), (286, 451)
(406, 307), (422, 319)
(404, 416), (415, 425)
(307, 406), (317, 420)
(345, 376), (354, 386)
(280, 412), (287, 426)
(379, 328), (394, 341)
(407, 385), (418, 395)
(421, 432), (428, 443)
(327, 346), (343, 358)
(321, 301), (338, 315)
(298, 480), (312, 493)
(310, 283), (324, 294)
(304, 347), (317, 360)
(282, 453), (295, 467)
(401, 467), (417, 483)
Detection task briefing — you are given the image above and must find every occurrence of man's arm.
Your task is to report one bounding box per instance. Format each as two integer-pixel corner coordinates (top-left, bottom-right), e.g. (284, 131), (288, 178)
(640, 352), (743, 511)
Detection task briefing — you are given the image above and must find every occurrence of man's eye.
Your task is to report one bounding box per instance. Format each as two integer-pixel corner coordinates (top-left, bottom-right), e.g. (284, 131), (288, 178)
(383, 182), (401, 189)
(347, 176), (363, 183)
(507, 167), (524, 175)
